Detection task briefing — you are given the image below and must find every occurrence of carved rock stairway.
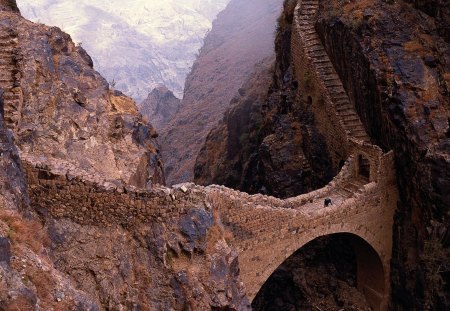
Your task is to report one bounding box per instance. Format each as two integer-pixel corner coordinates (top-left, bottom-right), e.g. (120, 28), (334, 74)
(296, 0), (370, 143)
(0, 23), (21, 129)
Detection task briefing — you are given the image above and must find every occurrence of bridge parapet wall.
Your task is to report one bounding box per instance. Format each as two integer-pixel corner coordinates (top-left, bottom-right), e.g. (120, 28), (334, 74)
(210, 150), (397, 308)
(22, 156), (209, 227)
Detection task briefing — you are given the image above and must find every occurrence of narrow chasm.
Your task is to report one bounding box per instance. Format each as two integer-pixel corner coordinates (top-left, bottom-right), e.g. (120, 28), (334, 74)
(252, 235), (371, 311)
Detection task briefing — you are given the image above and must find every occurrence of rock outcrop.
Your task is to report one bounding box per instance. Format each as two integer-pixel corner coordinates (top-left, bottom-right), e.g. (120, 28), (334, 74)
(315, 0), (449, 308)
(197, 0), (449, 309)
(0, 2), (249, 310)
(139, 85), (181, 131)
(0, 4), (164, 188)
(195, 0), (335, 198)
(161, 0), (284, 185)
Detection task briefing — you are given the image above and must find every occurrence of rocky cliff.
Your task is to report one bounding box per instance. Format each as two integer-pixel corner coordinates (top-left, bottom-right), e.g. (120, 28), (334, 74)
(315, 0), (449, 309)
(195, 0), (334, 198)
(139, 85), (181, 132)
(197, 0), (449, 309)
(1, 3), (165, 188)
(161, 0), (283, 185)
(0, 2), (249, 310)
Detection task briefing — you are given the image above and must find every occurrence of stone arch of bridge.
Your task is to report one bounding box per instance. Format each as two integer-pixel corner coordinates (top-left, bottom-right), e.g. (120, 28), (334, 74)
(251, 232), (387, 311)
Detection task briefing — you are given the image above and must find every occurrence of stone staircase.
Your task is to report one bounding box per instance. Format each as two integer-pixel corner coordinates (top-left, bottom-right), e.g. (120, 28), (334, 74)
(0, 23), (21, 129)
(296, 0), (370, 143)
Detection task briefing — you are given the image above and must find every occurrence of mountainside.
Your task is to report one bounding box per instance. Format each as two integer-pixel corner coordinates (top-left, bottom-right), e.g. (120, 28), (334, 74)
(161, 0), (284, 185)
(139, 85), (181, 131)
(315, 1), (449, 308)
(0, 2), (248, 310)
(0, 5), (164, 188)
(196, 0), (449, 309)
(16, 0), (229, 101)
(195, 1), (335, 198)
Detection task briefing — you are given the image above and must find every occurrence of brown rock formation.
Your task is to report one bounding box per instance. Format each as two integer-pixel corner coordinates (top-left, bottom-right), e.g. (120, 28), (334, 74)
(0, 5), (164, 188)
(138, 85), (181, 131)
(161, 0), (284, 185)
(198, 0), (449, 309)
(314, 0), (449, 308)
(0, 0), (19, 13)
(195, 0), (334, 198)
(0, 3), (249, 310)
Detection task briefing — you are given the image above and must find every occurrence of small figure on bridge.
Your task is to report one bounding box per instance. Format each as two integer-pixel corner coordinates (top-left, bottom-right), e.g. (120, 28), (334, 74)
(324, 198), (332, 207)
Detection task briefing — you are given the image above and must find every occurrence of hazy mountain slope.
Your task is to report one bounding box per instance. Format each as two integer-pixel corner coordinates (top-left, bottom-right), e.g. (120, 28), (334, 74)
(161, 0), (283, 184)
(17, 0), (229, 101)
(139, 85), (181, 131)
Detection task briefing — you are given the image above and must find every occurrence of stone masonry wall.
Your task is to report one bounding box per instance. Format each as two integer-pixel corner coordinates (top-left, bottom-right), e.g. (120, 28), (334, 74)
(22, 138), (398, 310)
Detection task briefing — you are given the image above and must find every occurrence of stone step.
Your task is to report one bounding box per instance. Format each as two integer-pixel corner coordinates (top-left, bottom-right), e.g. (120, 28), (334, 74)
(300, 11), (316, 17)
(329, 90), (348, 98)
(336, 105), (354, 113)
(326, 85), (346, 93)
(300, 26), (315, 32)
(0, 78), (14, 83)
(306, 43), (325, 51)
(0, 61), (14, 67)
(302, 4), (319, 8)
(344, 123), (364, 131)
(2, 93), (20, 100)
(304, 34), (320, 42)
(338, 110), (358, 119)
(4, 99), (21, 106)
(304, 32), (320, 40)
(323, 80), (343, 88)
(342, 114), (361, 122)
(315, 65), (334, 72)
(307, 48), (326, 56)
(352, 130), (369, 139)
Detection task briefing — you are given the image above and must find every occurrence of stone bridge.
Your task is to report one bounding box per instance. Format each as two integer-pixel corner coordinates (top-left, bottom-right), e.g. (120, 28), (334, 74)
(3, 0), (399, 310)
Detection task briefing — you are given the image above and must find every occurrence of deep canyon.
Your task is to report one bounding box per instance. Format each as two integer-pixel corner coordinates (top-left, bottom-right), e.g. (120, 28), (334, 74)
(0, 0), (449, 310)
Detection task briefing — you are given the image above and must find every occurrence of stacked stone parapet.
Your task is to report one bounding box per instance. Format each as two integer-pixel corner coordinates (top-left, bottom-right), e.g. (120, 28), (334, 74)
(22, 158), (209, 228)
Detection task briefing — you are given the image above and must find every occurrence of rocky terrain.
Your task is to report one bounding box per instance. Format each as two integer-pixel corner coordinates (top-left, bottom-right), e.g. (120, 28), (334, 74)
(1, 0), (449, 310)
(196, 0), (449, 309)
(315, 0), (449, 308)
(0, 1), (249, 310)
(17, 0), (229, 101)
(195, 0), (335, 198)
(139, 85), (181, 132)
(160, 0), (284, 185)
(0, 3), (165, 188)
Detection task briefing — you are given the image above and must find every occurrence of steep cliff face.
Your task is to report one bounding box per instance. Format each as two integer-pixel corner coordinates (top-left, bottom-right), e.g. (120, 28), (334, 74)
(1, 3), (249, 310)
(0, 7), (164, 188)
(139, 85), (181, 131)
(404, 0), (449, 42)
(195, 0), (334, 198)
(315, 0), (449, 309)
(161, 0), (283, 185)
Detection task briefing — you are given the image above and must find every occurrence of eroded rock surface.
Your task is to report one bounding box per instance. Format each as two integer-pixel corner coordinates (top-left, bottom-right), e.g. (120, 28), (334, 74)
(161, 0), (283, 184)
(195, 1), (334, 198)
(315, 0), (449, 308)
(0, 3), (249, 310)
(139, 85), (181, 131)
(1, 6), (164, 188)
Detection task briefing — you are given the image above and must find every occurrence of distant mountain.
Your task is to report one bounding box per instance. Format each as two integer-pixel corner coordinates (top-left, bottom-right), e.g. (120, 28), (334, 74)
(161, 0), (283, 184)
(17, 0), (229, 101)
(139, 85), (181, 131)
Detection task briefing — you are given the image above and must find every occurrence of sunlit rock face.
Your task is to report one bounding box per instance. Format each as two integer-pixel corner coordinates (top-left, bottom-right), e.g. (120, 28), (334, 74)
(17, 0), (229, 101)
